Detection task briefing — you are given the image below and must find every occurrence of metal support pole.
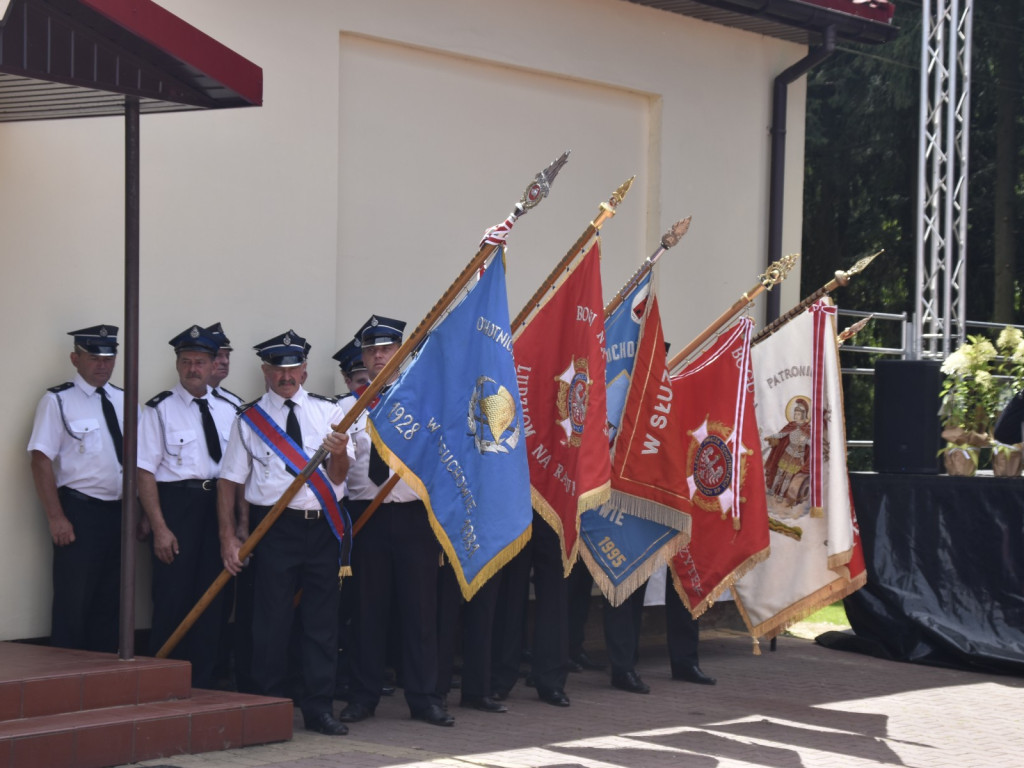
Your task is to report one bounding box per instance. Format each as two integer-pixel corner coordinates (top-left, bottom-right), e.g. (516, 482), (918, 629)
(119, 96), (140, 661)
(914, 0), (973, 359)
(766, 26), (835, 322)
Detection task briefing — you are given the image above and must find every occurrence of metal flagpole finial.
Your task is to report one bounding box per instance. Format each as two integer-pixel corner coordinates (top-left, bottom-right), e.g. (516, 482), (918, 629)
(661, 217), (691, 250)
(838, 315), (873, 345)
(592, 176), (635, 230)
(609, 176), (635, 209)
(760, 253), (799, 289)
(837, 249), (883, 284)
(520, 150), (571, 212)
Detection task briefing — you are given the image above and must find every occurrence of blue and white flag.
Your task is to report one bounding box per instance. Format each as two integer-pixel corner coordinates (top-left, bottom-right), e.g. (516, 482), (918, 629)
(579, 271), (688, 605)
(367, 250), (532, 599)
(604, 272), (652, 443)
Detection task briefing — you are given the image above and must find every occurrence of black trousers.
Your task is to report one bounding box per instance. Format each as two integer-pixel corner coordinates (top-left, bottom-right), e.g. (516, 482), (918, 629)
(348, 499), (440, 713)
(602, 572), (702, 675)
(233, 554), (257, 694)
(148, 483), (223, 688)
(603, 588), (645, 675)
(567, 561), (594, 658)
(249, 505), (340, 719)
(491, 511), (568, 696)
(52, 488), (121, 653)
(437, 563), (500, 700)
(665, 576), (700, 671)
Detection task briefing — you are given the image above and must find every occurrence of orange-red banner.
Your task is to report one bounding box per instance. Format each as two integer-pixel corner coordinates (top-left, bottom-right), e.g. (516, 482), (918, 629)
(513, 239), (610, 572)
(608, 294), (693, 534)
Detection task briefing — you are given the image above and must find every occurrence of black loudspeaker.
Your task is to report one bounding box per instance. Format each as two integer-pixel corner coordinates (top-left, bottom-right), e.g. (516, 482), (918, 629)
(873, 359), (943, 474)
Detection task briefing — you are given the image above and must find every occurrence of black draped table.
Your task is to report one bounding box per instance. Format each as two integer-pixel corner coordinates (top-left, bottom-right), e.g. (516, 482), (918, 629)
(840, 471), (1024, 675)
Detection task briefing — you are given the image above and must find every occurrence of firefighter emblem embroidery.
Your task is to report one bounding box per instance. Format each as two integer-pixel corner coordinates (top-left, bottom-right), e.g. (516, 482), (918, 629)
(467, 375), (521, 455)
(685, 417), (751, 519)
(555, 357), (591, 447)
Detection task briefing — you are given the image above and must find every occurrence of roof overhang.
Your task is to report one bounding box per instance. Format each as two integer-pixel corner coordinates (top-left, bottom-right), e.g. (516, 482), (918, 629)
(0, 0), (262, 122)
(625, 0), (899, 46)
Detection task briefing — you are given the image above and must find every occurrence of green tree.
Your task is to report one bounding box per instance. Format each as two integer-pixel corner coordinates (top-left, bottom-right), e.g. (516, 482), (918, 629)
(801, 2), (1024, 465)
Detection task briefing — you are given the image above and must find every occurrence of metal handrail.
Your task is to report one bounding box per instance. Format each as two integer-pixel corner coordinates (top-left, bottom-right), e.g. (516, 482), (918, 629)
(836, 310), (1024, 456)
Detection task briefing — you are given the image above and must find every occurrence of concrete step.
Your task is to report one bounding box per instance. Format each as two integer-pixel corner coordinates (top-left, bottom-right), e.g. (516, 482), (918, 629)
(0, 643), (191, 719)
(0, 643), (293, 768)
(0, 688), (292, 768)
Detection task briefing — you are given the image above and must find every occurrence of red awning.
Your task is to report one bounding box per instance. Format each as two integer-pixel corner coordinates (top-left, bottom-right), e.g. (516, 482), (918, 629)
(0, 0), (262, 122)
(802, 0), (895, 24)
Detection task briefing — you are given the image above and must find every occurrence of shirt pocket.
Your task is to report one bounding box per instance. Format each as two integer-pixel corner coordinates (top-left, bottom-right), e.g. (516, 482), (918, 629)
(166, 429), (200, 467)
(68, 418), (103, 454)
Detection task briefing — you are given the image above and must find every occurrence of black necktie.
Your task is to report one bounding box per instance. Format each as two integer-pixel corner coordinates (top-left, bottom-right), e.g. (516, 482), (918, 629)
(285, 399), (303, 446)
(369, 441), (390, 486)
(193, 398), (222, 463)
(96, 387), (123, 465)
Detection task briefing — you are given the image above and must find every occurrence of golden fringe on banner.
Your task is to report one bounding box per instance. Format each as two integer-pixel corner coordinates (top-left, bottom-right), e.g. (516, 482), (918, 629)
(733, 566), (868, 650)
(673, 546), (770, 622)
(607, 490), (693, 535)
(530, 480), (611, 577)
(580, 530), (689, 608)
(368, 423), (532, 601)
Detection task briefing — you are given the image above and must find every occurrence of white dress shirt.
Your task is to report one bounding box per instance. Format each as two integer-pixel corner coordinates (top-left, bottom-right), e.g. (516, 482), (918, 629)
(220, 387), (353, 508)
(138, 383), (235, 482)
(27, 373), (125, 501)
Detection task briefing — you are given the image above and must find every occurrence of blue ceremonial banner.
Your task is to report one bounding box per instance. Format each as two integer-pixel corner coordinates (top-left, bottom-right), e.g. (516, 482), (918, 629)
(367, 250), (532, 599)
(604, 271), (651, 443)
(580, 270), (687, 605)
(580, 506), (680, 594)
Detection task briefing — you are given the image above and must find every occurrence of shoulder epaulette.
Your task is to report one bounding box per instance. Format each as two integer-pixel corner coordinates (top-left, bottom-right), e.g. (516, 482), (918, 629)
(210, 388), (242, 413)
(238, 399), (260, 413)
(145, 391), (173, 408)
(218, 387), (244, 402)
(108, 383), (124, 391)
(47, 382), (74, 394)
(308, 392), (340, 404)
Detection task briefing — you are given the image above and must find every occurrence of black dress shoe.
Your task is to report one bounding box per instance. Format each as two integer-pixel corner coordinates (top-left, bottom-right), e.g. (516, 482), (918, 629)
(381, 685), (396, 696)
(672, 664), (716, 685)
(491, 690), (510, 702)
(412, 703), (455, 726)
(337, 702), (375, 723)
(537, 688), (570, 707)
(570, 650), (606, 671)
(460, 695), (508, 713)
(304, 712), (348, 735)
(611, 670), (650, 694)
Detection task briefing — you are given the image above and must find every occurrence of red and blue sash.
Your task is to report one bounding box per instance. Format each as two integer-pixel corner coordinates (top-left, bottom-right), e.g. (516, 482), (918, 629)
(241, 404), (350, 561)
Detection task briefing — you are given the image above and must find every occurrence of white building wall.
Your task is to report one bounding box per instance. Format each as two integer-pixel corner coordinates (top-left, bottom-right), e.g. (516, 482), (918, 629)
(0, 0), (807, 641)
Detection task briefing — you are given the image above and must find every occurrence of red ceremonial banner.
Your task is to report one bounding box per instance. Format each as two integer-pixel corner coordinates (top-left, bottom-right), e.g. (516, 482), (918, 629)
(608, 294), (693, 537)
(513, 239), (610, 572)
(668, 318), (770, 616)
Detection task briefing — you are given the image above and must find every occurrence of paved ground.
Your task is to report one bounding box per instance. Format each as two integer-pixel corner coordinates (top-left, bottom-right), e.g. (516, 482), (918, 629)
(129, 627), (1024, 768)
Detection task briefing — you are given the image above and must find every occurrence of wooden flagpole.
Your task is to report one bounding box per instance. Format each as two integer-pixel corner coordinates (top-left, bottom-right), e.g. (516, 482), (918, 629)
(751, 250), (881, 345)
(510, 177), (634, 334)
(667, 253), (798, 374)
(156, 151), (570, 658)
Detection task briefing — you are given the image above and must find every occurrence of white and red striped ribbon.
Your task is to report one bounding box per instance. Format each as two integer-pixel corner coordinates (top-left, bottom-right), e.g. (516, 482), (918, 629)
(808, 301), (837, 511)
(479, 211), (519, 247)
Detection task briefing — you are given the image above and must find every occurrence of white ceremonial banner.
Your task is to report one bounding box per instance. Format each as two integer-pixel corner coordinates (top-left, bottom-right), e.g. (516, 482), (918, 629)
(733, 299), (865, 642)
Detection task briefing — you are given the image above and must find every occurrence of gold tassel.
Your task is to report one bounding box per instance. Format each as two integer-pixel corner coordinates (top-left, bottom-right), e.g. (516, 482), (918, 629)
(338, 565), (353, 580)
